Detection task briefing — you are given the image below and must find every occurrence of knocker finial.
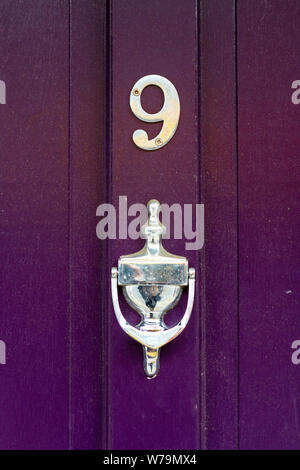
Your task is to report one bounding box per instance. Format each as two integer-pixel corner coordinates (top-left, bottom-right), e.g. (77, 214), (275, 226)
(141, 199), (166, 253)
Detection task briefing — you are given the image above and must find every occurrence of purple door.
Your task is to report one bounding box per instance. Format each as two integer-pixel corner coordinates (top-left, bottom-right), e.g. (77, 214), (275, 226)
(0, 0), (299, 450)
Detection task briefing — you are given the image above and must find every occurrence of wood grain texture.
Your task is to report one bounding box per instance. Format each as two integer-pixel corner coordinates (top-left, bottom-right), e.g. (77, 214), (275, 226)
(109, 0), (201, 450)
(69, 0), (107, 449)
(200, 0), (238, 450)
(0, 0), (69, 449)
(1, 0), (299, 450)
(238, 0), (300, 449)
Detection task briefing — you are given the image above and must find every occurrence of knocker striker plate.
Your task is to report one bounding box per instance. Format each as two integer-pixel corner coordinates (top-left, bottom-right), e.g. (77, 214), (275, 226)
(111, 199), (195, 378)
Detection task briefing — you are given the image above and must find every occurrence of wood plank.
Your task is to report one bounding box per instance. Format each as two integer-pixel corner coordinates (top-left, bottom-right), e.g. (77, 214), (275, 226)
(238, 0), (300, 449)
(200, 0), (238, 450)
(69, 0), (107, 449)
(109, 0), (201, 450)
(0, 0), (69, 449)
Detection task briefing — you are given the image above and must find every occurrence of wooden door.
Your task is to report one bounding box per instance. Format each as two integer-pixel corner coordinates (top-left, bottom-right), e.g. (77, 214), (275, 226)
(0, 0), (299, 450)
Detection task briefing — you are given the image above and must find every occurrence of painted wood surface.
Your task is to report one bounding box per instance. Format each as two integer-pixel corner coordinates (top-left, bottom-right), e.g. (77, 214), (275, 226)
(0, 0), (69, 449)
(69, 0), (106, 450)
(0, 0), (299, 450)
(238, 0), (300, 449)
(200, 0), (238, 450)
(109, 0), (201, 450)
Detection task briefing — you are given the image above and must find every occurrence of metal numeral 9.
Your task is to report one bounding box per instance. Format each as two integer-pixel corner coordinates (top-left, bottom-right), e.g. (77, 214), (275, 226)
(130, 75), (180, 151)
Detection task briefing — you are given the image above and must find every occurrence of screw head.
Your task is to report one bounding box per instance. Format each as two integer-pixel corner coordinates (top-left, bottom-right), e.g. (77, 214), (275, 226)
(155, 138), (163, 146)
(133, 88), (140, 96)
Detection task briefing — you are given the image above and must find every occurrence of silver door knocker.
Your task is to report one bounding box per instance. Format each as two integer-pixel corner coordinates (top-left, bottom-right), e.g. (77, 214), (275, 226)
(111, 200), (195, 378)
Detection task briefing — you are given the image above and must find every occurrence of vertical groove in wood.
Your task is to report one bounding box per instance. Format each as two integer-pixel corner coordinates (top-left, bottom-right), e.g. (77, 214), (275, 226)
(104, 0), (113, 451)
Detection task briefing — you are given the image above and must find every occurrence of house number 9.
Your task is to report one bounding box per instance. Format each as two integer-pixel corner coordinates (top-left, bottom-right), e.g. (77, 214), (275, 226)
(130, 75), (180, 151)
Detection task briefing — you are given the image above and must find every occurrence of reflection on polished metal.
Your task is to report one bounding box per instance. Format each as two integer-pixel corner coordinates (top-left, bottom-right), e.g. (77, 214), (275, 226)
(111, 199), (195, 378)
(130, 75), (180, 151)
